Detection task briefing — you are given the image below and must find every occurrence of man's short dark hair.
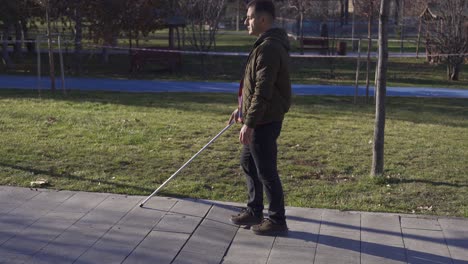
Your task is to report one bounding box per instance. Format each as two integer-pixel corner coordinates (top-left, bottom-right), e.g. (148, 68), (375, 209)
(247, 0), (276, 19)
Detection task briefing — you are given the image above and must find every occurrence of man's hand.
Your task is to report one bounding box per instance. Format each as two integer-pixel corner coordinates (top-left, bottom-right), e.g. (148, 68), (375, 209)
(239, 124), (253, 145)
(228, 109), (240, 125)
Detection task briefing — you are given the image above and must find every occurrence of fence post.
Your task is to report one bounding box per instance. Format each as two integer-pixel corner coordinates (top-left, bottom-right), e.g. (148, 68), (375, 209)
(354, 38), (361, 105)
(58, 35), (66, 94)
(36, 36), (41, 97)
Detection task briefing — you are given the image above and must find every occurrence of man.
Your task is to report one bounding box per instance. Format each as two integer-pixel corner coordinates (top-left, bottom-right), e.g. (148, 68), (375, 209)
(228, 0), (291, 236)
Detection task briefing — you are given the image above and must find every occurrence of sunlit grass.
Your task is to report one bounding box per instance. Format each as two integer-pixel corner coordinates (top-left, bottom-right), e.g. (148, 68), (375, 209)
(0, 90), (466, 217)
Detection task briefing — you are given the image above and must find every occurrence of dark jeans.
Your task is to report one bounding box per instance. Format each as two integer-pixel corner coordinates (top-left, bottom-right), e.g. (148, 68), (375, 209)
(240, 121), (286, 224)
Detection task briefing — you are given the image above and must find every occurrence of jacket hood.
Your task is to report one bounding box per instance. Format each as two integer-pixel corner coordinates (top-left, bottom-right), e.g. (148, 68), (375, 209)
(254, 28), (290, 51)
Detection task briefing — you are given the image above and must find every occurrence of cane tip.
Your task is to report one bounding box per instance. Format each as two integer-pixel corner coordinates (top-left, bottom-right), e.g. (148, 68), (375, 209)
(139, 203), (144, 207)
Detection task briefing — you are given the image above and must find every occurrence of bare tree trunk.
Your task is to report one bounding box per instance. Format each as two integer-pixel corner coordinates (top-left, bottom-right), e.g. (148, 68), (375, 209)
(351, 0), (357, 51)
(1, 23), (12, 67)
(74, 8), (83, 75)
(14, 21), (23, 59)
(448, 61), (461, 81)
(299, 11), (304, 55)
(46, 0), (56, 93)
(365, 12), (372, 103)
(399, 0), (404, 53)
(416, 17), (422, 58)
(169, 27), (174, 49)
(101, 47), (109, 64)
(176, 27), (180, 49)
(344, 0), (349, 25)
(128, 30), (133, 50)
(452, 64), (460, 81)
(236, 0), (240, 31)
(340, 0), (345, 26)
(371, 0), (390, 177)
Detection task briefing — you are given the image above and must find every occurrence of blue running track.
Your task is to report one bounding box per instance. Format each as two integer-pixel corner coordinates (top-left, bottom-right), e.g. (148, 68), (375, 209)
(1, 75), (467, 98)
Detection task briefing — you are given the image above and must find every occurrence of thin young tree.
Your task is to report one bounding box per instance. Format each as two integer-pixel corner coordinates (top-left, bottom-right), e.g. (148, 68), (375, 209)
(51, 0), (89, 75)
(426, 0), (468, 81)
(180, 0), (226, 52)
(354, 0), (379, 103)
(34, 0), (56, 92)
(371, 0), (390, 176)
(288, 0), (312, 55)
(179, 0), (226, 72)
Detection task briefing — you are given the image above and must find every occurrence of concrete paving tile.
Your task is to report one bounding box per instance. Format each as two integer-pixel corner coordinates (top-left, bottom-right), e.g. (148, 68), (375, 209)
(274, 208), (321, 248)
(138, 196), (177, 210)
(222, 228), (275, 264)
(0, 214), (36, 245)
(361, 214), (404, 246)
(173, 250), (225, 264)
(74, 245), (134, 264)
(441, 229), (468, 263)
(51, 192), (109, 213)
(0, 236), (50, 257)
(123, 230), (190, 264)
(0, 217), (75, 256)
(0, 251), (32, 264)
(286, 207), (323, 222)
(2, 187), (468, 264)
(361, 242), (407, 264)
(29, 244), (83, 264)
(453, 257), (468, 264)
(0, 202), (22, 214)
(170, 199), (213, 217)
(314, 229), (360, 264)
(30, 190), (75, 203)
(320, 210), (360, 232)
(116, 196), (177, 229)
(7, 199), (63, 219)
(403, 228), (453, 264)
(317, 230), (360, 251)
(205, 203), (240, 226)
(439, 218), (468, 231)
(174, 219), (237, 262)
(313, 244), (360, 264)
(153, 212), (202, 234)
(77, 195), (140, 226)
(30, 223), (112, 263)
(75, 224), (153, 264)
(274, 229), (318, 248)
(42, 211), (85, 221)
(94, 224), (151, 247)
(361, 214), (402, 232)
(267, 245), (316, 264)
(405, 251), (454, 264)
(0, 187), (40, 202)
(200, 217), (239, 231)
(401, 217), (442, 230)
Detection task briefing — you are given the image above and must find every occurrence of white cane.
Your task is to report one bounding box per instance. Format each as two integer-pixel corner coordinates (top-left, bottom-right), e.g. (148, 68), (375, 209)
(140, 122), (234, 207)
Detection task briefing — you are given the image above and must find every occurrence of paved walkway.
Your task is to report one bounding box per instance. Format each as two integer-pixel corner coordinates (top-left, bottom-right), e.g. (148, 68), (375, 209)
(1, 186), (467, 264)
(1, 75), (468, 98)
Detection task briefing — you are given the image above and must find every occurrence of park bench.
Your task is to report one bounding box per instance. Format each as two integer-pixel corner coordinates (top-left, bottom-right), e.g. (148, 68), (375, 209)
(301, 37), (329, 53)
(130, 47), (182, 73)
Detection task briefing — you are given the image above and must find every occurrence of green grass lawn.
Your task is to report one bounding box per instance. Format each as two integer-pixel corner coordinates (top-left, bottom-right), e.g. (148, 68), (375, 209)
(0, 90), (466, 217)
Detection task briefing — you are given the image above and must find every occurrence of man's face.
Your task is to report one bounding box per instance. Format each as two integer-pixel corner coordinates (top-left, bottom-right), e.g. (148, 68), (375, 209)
(244, 6), (262, 36)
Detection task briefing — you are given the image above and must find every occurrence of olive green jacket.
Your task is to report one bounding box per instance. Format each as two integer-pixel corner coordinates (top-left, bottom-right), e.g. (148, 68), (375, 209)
(241, 27), (292, 128)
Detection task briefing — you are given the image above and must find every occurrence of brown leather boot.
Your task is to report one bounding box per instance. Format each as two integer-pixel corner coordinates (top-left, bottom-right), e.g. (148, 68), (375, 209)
(230, 208), (262, 226)
(251, 218), (288, 236)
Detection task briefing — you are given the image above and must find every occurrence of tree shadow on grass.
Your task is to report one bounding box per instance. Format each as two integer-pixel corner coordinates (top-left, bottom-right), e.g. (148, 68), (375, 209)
(0, 162), (154, 194)
(381, 177), (468, 188)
